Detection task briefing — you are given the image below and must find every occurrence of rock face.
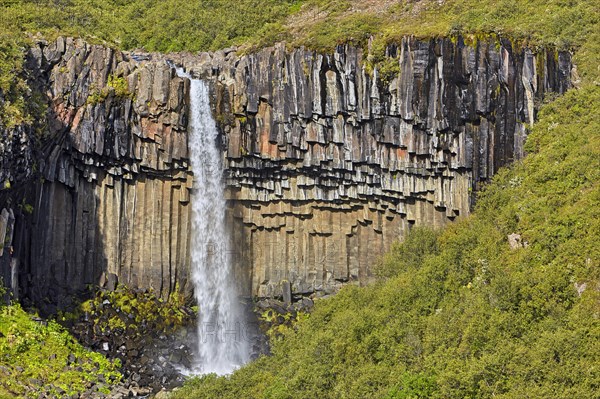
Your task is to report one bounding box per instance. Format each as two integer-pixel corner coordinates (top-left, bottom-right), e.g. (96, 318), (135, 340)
(178, 37), (572, 297)
(0, 36), (571, 306)
(1, 37), (194, 308)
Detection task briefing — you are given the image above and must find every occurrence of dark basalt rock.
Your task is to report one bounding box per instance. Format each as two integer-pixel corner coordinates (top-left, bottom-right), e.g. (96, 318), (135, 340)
(66, 290), (196, 396)
(174, 37), (572, 298)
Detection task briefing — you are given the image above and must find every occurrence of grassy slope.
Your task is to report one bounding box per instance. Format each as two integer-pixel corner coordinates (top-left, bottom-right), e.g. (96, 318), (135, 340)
(0, 303), (121, 398)
(285, 0), (598, 49)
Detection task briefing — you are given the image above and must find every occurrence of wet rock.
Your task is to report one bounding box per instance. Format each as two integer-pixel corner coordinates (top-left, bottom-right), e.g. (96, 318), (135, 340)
(281, 280), (292, 305)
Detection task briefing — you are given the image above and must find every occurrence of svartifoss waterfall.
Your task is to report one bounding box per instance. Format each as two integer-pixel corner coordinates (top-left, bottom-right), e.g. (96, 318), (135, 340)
(177, 68), (250, 375)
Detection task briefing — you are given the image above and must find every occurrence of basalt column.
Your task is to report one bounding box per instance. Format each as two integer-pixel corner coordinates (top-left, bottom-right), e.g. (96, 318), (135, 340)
(0, 36), (572, 306)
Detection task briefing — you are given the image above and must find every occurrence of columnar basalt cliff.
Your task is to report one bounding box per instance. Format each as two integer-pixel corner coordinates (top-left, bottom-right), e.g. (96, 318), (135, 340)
(0, 36), (571, 306)
(1, 37), (195, 307)
(178, 37), (572, 297)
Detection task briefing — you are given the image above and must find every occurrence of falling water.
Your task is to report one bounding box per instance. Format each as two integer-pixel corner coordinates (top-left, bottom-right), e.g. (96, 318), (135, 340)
(176, 68), (250, 375)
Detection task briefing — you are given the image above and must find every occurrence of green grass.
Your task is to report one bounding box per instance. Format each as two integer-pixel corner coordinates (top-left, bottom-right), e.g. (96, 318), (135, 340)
(0, 301), (121, 398)
(283, 0), (599, 82)
(0, 0), (302, 52)
(172, 86), (600, 398)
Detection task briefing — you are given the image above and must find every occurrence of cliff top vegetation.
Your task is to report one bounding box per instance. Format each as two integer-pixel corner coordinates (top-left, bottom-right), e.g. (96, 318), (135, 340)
(1, 0), (599, 126)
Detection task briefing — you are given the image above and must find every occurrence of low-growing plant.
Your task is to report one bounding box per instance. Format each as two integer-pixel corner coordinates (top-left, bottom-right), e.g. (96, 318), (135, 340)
(0, 303), (121, 397)
(87, 74), (131, 105)
(79, 285), (193, 336)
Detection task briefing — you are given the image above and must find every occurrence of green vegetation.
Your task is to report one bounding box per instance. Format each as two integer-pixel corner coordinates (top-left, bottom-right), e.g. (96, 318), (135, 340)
(0, 289), (121, 398)
(0, 283), (195, 398)
(17, 200), (33, 214)
(0, 36), (32, 128)
(0, 0), (301, 52)
(258, 304), (310, 342)
(288, 0), (598, 52)
(173, 86), (600, 398)
(301, 12), (382, 52)
(73, 285), (194, 335)
(283, 0), (599, 81)
(87, 74), (132, 105)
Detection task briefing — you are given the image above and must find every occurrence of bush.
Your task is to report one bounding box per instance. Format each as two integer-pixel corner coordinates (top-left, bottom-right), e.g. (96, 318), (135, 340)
(375, 227), (439, 279)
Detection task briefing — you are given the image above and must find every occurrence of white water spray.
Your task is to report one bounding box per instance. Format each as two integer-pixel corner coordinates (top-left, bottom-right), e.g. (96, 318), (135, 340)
(177, 68), (250, 375)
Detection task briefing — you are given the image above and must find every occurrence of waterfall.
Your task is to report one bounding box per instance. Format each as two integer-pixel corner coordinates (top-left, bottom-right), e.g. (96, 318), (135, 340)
(177, 68), (250, 375)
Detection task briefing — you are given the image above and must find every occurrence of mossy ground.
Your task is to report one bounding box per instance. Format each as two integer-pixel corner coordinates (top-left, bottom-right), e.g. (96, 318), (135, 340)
(0, 301), (121, 398)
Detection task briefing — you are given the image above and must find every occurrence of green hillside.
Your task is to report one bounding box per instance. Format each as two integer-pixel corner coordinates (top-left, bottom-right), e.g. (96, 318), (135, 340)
(0, 300), (121, 398)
